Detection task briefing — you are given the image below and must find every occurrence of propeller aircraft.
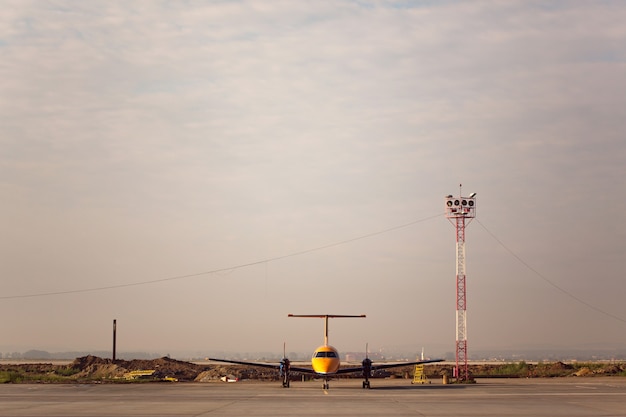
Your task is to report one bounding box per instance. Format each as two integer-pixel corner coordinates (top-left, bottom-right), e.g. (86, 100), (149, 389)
(209, 314), (443, 389)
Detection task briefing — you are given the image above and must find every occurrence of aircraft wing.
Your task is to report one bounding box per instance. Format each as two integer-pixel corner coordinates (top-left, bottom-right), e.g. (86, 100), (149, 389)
(208, 358), (315, 374)
(370, 358), (444, 371)
(209, 357), (444, 377)
(333, 358), (444, 375)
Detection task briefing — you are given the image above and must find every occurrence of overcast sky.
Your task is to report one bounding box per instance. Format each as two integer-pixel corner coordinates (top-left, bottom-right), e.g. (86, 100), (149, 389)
(1, 0), (625, 358)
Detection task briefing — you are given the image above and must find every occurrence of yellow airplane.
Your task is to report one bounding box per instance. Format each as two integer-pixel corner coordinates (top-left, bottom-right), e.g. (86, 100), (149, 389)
(209, 314), (443, 389)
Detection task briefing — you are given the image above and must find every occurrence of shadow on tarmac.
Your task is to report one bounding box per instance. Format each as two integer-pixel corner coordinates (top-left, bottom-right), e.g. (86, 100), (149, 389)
(370, 384), (467, 391)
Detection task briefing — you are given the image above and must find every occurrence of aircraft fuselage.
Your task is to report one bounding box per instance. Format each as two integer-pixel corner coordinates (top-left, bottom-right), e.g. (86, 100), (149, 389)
(311, 345), (340, 374)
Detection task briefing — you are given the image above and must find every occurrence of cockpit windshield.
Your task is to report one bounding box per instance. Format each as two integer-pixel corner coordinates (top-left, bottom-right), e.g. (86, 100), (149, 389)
(314, 351), (337, 358)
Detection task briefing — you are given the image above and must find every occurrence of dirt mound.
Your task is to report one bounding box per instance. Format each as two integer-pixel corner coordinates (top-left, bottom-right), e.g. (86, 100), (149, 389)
(548, 361), (573, 371)
(119, 357), (207, 381)
(194, 364), (278, 381)
(596, 364), (626, 375)
(70, 356), (124, 379)
(69, 356), (211, 381)
(71, 355), (113, 369)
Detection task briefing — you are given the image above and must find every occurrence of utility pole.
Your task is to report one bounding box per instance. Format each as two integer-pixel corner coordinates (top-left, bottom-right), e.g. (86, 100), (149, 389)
(112, 319), (117, 362)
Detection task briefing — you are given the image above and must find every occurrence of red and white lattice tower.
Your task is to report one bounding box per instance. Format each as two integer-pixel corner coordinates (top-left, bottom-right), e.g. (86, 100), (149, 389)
(444, 186), (476, 382)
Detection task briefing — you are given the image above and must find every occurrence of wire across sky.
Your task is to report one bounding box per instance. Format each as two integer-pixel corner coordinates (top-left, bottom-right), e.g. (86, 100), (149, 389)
(4, 212), (624, 326)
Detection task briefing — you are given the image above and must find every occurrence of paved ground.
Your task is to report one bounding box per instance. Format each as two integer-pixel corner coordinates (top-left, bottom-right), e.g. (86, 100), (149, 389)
(1, 378), (626, 416)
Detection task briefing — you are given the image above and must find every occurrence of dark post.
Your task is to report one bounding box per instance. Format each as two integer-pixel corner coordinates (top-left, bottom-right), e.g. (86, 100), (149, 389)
(112, 319), (117, 362)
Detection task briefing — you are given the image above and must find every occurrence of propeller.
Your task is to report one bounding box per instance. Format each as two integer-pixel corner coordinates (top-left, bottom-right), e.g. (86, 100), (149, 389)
(279, 342), (291, 388)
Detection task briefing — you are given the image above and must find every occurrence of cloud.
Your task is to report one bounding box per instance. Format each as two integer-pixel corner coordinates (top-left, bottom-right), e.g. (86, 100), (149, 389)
(0, 0), (625, 354)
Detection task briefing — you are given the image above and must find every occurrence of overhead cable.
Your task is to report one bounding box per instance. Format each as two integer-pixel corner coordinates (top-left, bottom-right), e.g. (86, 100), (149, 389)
(1, 213), (443, 300)
(476, 218), (626, 325)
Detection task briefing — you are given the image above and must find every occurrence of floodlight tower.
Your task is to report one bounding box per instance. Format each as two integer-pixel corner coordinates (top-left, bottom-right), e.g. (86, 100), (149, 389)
(444, 185), (476, 382)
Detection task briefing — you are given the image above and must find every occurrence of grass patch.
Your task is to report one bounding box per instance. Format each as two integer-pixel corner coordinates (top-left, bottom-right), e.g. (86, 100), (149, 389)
(55, 367), (80, 377)
(0, 367), (83, 383)
(491, 361), (529, 376)
(0, 371), (24, 383)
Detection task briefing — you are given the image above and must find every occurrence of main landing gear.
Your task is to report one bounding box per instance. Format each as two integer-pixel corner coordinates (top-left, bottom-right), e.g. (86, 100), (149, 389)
(362, 357), (372, 389)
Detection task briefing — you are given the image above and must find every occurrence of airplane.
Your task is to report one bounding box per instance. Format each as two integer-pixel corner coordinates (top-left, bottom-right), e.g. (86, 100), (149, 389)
(209, 314), (443, 389)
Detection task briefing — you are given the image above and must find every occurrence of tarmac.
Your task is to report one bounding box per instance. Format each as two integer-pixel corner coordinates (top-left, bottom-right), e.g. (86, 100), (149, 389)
(1, 377), (626, 416)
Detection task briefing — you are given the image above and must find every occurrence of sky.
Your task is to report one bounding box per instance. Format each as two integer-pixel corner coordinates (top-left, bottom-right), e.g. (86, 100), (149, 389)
(1, 0), (625, 359)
